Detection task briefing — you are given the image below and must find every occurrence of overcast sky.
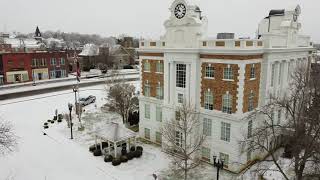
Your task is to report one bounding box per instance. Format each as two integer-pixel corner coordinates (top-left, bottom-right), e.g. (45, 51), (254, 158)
(1, 0), (319, 42)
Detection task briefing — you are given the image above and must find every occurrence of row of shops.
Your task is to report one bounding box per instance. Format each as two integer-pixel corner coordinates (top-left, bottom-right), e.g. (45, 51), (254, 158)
(0, 51), (69, 85)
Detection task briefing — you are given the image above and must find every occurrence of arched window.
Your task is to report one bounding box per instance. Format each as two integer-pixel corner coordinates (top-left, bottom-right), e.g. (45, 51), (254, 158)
(204, 90), (214, 110)
(222, 93), (232, 114)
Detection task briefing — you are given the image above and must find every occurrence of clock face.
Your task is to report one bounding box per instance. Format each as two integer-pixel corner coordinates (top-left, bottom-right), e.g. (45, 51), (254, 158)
(174, 3), (186, 19)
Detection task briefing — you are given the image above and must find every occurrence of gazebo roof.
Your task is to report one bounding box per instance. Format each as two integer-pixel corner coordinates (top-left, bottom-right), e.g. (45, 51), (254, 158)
(94, 122), (137, 143)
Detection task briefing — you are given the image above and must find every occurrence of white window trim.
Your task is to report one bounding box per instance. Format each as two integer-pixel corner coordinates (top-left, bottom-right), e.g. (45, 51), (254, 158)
(144, 61), (151, 72)
(222, 79), (234, 82)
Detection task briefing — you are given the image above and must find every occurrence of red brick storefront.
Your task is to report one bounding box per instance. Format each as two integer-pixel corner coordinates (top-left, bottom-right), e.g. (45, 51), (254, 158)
(0, 51), (68, 84)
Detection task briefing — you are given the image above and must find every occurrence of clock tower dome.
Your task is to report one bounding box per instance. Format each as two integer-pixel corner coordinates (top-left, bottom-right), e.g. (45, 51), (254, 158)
(163, 0), (208, 48)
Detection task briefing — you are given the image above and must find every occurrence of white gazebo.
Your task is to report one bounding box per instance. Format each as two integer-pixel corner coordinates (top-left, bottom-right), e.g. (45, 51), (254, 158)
(93, 122), (137, 158)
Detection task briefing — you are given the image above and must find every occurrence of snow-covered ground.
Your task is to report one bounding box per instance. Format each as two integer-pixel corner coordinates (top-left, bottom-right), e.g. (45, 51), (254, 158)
(0, 80), (241, 180)
(0, 82), (172, 180)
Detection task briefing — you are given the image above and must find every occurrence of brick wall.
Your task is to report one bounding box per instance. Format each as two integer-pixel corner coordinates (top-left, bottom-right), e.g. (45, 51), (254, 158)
(201, 63), (239, 113)
(141, 59), (164, 97)
(243, 63), (261, 113)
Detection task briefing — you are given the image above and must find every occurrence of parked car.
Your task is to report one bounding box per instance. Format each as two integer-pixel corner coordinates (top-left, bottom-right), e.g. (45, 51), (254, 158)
(79, 95), (96, 106)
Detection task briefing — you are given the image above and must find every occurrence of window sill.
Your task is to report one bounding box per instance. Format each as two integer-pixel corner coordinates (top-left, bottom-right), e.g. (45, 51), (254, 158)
(249, 78), (256, 81)
(143, 71), (151, 73)
(204, 77), (215, 80)
(155, 72), (163, 74)
(222, 79), (234, 82)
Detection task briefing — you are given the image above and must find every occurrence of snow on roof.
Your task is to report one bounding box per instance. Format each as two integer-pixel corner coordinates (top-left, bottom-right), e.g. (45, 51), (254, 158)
(94, 122), (136, 142)
(79, 43), (99, 56)
(4, 38), (43, 48)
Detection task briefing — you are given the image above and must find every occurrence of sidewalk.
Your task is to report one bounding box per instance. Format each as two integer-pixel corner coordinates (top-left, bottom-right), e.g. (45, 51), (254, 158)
(0, 74), (139, 100)
(0, 69), (139, 90)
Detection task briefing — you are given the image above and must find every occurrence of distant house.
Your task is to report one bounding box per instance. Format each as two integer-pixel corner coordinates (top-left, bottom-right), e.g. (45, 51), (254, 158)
(2, 26), (46, 53)
(109, 45), (136, 69)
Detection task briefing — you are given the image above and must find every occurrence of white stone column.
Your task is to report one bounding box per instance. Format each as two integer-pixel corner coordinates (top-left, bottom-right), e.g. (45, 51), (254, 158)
(170, 62), (175, 106)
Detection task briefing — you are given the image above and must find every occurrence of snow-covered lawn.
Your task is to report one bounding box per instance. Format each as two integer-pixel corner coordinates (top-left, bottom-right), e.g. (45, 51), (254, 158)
(0, 80), (241, 180)
(0, 82), (171, 180)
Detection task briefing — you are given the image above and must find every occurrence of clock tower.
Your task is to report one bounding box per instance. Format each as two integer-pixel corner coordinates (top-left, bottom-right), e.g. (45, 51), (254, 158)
(163, 0), (208, 48)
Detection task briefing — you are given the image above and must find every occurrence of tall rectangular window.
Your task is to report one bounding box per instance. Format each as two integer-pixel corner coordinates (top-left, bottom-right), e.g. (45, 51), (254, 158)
(250, 64), (255, 79)
(42, 58), (46, 66)
(61, 70), (66, 77)
(176, 64), (186, 88)
(178, 93), (184, 104)
(203, 118), (212, 136)
(156, 132), (162, 144)
(247, 120), (252, 138)
(271, 64), (275, 87)
(205, 66), (214, 78)
(156, 106), (162, 122)
(204, 91), (214, 110)
(201, 147), (211, 161)
(145, 104), (150, 119)
(278, 63), (283, 85)
(175, 111), (181, 121)
(144, 84), (151, 97)
(156, 84), (163, 100)
(221, 122), (231, 142)
(248, 92), (254, 112)
(277, 110), (281, 125)
(144, 61), (150, 72)
(32, 59), (37, 67)
(60, 58), (65, 65)
(222, 94), (232, 114)
(156, 61), (163, 73)
(50, 58), (56, 65)
(175, 131), (183, 148)
(50, 71), (55, 79)
(144, 128), (150, 139)
(223, 65), (233, 80)
(219, 153), (229, 167)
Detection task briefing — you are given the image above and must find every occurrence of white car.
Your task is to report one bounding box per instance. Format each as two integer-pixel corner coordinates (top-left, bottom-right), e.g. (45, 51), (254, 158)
(79, 95), (96, 106)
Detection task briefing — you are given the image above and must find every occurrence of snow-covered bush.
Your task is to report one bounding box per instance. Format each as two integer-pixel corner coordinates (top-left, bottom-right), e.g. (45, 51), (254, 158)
(120, 155), (128, 163)
(112, 158), (121, 166)
(121, 148), (127, 156)
(93, 149), (102, 156)
(104, 155), (113, 162)
(130, 146), (135, 152)
(127, 152), (134, 160)
(136, 146), (143, 152)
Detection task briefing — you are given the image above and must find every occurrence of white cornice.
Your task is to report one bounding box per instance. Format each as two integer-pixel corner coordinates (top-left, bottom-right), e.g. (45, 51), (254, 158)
(138, 47), (315, 55)
(264, 47), (315, 53)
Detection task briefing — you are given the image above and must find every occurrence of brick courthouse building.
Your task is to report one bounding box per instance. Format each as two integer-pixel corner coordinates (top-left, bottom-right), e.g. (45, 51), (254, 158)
(137, 0), (314, 172)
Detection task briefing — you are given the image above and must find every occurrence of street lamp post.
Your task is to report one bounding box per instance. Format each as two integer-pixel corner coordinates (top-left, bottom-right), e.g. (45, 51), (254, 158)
(68, 103), (73, 139)
(213, 155), (224, 180)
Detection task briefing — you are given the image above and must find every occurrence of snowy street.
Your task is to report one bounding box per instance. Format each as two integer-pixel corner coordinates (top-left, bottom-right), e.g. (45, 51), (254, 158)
(0, 82), (171, 180)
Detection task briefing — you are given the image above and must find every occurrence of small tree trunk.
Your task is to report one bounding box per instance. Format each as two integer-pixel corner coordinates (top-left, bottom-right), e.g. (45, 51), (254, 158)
(184, 167), (187, 180)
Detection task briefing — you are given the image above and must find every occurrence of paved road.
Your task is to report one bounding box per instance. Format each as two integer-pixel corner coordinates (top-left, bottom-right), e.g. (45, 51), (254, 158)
(0, 75), (139, 101)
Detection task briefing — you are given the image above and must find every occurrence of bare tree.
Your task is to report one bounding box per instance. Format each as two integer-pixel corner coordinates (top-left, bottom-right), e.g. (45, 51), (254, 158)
(244, 64), (320, 180)
(104, 82), (138, 126)
(161, 102), (206, 180)
(0, 120), (17, 155)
